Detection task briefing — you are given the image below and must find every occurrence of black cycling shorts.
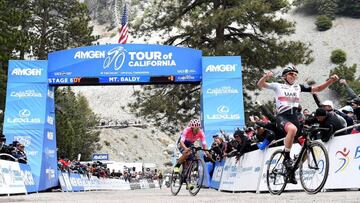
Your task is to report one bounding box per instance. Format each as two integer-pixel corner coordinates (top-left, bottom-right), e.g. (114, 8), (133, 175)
(276, 108), (300, 135)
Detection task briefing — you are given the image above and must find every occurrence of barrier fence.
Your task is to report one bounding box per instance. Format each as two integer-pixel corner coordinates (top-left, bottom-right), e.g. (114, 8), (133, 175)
(211, 133), (360, 192)
(0, 160), (159, 195)
(1, 133), (359, 195)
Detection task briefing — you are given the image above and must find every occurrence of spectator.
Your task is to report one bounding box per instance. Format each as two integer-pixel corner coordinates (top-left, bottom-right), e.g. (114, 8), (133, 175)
(303, 109), (311, 120)
(12, 143), (27, 164)
(321, 100), (349, 129)
(210, 134), (226, 161)
(253, 124), (277, 150)
(233, 129), (251, 157)
(307, 108), (347, 142)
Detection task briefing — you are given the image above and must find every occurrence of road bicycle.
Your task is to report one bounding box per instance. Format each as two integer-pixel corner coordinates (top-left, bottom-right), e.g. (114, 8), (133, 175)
(266, 125), (330, 195)
(170, 146), (207, 196)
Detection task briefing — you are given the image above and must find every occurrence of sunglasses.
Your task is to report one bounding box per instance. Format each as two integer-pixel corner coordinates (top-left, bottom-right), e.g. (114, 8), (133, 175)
(287, 72), (298, 77)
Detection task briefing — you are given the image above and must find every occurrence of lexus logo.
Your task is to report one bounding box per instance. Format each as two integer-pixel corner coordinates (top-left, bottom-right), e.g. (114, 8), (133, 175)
(217, 105), (230, 114)
(19, 109), (31, 118)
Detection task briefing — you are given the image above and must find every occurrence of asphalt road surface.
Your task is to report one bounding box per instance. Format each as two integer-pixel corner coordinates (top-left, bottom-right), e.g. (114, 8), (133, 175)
(2, 188), (360, 203)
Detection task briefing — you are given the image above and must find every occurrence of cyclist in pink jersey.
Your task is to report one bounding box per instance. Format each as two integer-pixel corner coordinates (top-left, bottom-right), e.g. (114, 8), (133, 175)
(173, 119), (210, 173)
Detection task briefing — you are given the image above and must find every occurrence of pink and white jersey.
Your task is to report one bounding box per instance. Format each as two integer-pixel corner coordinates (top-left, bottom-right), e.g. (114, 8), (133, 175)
(266, 82), (311, 113)
(181, 127), (207, 148)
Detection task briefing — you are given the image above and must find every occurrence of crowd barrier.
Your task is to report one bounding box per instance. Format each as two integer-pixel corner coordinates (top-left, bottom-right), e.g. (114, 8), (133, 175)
(0, 160), (159, 195)
(210, 133), (360, 192)
(0, 160), (37, 195)
(58, 172), (160, 192)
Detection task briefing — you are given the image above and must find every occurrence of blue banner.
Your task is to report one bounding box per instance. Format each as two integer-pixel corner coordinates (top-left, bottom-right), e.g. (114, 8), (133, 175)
(210, 160), (225, 189)
(202, 56), (242, 79)
(8, 60), (48, 83)
(19, 163), (37, 193)
(92, 154), (109, 161)
(201, 56), (244, 145)
(48, 44), (202, 85)
(202, 79), (245, 126)
(4, 83), (48, 130)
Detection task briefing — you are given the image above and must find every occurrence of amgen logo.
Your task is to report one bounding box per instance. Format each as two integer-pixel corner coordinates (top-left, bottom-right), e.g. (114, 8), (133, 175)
(93, 154), (109, 160)
(11, 68), (43, 76)
(205, 64), (236, 72)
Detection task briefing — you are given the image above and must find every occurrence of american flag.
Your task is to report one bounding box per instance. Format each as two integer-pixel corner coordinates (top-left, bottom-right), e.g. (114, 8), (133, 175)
(118, 4), (128, 44)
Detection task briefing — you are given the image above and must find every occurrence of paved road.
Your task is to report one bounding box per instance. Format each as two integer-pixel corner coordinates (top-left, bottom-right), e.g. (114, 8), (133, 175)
(2, 188), (360, 203)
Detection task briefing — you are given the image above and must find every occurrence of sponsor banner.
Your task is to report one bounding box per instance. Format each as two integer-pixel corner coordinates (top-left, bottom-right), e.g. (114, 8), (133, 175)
(7, 60), (48, 83)
(0, 160), (27, 195)
(233, 150), (264, 191)
(38, 127), (58, 191)
(19, 163), (37, 193)
(4, 84), (48, 130)
(202, 78), (245, 131)
(62, 173), (73, 192)
(3, 129), (44, 189)
(69, 173), (84, 192)
(202, 56), (242, 79)
(48, 44), (202, 85)
(325, 134), (360, 189)
(219, 157), (238, 191)
(210, 160), (225, 189)
(92, 154), (109, 161)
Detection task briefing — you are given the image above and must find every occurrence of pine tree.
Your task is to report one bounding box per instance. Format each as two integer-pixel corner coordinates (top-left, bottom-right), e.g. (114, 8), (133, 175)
(55, 87), (101, 160)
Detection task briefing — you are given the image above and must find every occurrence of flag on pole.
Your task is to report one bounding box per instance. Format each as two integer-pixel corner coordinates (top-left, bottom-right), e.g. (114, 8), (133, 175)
(118, 4), (128, 44)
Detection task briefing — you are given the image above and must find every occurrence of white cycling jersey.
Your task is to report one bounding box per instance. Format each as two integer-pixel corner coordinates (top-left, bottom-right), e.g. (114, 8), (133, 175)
(266, 82), (311, 114)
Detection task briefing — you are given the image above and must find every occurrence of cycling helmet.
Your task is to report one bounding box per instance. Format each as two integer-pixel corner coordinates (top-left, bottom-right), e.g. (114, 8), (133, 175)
(282, 65), (298, 76)
(188, 119), (201, 128)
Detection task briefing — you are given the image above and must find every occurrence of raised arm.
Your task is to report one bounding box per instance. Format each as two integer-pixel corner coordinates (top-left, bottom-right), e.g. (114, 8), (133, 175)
(257, 71), (273, 89)
(311, 74), (339, 93)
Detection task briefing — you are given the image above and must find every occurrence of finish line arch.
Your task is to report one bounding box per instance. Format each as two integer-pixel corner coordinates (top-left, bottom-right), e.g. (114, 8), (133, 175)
(3, 44), (245, 191)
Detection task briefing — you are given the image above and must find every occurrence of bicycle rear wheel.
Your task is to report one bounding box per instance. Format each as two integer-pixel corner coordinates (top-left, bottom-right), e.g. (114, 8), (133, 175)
(267, 149), (288, 195)
(299, 141), (329, 194)
(170, 165), (183, 196)
(187, 158), (205, 196)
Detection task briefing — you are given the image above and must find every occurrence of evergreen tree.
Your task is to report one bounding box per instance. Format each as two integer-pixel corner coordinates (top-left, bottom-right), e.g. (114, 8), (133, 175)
(329, 64), (359, 104)
(128, 0), (313, 133)
(55, 87), (101, 160)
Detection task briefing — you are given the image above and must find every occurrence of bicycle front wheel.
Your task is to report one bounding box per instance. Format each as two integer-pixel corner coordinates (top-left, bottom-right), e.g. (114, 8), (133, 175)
(266, 149), (287, 195)
(170, 165), (183, 196)
(187, 158), (205, 196)
(299, 141), (329, 194)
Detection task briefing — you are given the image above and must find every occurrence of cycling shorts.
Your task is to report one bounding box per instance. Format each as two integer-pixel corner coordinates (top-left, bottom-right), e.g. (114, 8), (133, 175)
(276, 108), (300, 135)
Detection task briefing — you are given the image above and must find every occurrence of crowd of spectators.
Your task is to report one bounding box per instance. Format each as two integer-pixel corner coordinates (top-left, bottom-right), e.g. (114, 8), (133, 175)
(57, 157), (163, 183)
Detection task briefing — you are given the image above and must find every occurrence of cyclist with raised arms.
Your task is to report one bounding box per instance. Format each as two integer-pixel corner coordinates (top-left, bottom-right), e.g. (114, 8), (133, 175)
(173, 119), (210, 173)
(257, 65), (339, 184)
